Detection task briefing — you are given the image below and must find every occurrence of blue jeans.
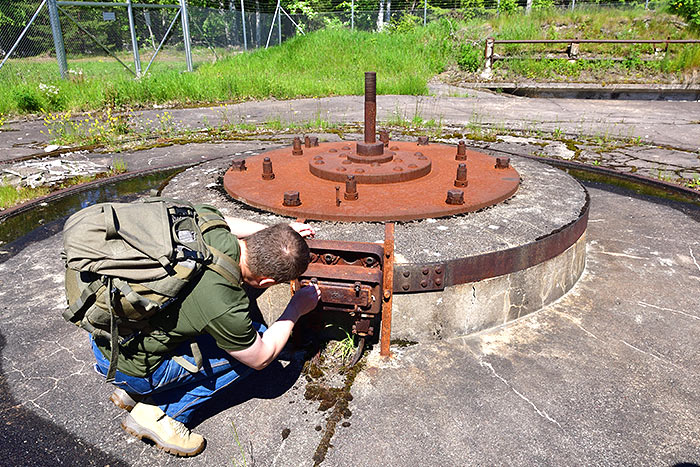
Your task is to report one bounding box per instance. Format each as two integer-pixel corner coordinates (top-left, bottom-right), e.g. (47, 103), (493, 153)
(91, 323), (266, 424)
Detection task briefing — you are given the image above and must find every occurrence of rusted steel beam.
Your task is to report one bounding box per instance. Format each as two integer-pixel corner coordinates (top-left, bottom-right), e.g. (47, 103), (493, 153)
(381, 222), (395, 357)
(392, 191), (590, 292)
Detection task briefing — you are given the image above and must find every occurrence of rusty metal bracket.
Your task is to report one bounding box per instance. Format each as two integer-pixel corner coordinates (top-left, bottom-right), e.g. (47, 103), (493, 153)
(380, 222), (394, 357)
(393, 263), (447, 293)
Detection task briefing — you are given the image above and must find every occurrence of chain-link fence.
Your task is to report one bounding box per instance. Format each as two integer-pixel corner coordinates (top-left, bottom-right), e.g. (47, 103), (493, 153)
(1, 0), (666, 78)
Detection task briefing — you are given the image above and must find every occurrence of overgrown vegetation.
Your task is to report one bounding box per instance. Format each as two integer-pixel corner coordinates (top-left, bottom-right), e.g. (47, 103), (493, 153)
(1, 5), (697, 118)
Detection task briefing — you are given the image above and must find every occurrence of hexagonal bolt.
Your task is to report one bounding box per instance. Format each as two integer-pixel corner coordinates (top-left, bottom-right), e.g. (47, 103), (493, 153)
(445, 189), (465, 205)
(292, 137), (303, 156)
(344, 175), (358, 201)
(379, 130), (390, 147)
(456, 140), (467, 161)
(417, 136), (429, 146)
(307, 136), (319, 147)
(454, 163), (468, 187)
(495, 157), (510, 169)
(262, 157), (275, 180)
(282, 191), (301, 207)
(231, 160), (246, 171)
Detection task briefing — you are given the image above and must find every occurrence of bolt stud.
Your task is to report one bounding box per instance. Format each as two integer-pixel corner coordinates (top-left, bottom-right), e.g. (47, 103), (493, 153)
(344, 175), (358, 201)
(446, 189), (465, 205)
(417, 136), (429, 146)
(379, 130), (390, 147)
(455, 163), (468, 187)
(292, 137), (303, 156)
(262, 157), (275, 180)
(456, 140), (467, 161)
(495, 157), (510, 169)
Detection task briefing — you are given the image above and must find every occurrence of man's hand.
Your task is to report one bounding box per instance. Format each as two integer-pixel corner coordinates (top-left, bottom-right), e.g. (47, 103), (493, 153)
(290, 282), (321, 316)
(289, 222), (315, 238)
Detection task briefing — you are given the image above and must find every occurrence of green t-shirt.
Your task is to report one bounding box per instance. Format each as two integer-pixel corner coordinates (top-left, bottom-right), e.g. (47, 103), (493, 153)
(96, 224), (258, 377)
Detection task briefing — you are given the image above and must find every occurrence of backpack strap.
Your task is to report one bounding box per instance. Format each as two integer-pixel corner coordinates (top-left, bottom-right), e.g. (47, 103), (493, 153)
(206, 246), (241, 286)
(198, 212), (230, 234)
(112, 278), (160, 312)
(63, 269), (103, 322)
(105, 277), (120, 383)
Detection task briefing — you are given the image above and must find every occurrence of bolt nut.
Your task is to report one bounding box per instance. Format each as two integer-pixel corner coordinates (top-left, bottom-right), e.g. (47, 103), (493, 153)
(417, 136), (429, 146)
(445, 189), (465, 205)
(231, 160), (246, 171)
(435, 278), (442, 286)
(383, 290), (391, 300)
(379, 130), (390, 147)
(495, 157), (510, 169)
(262, 157), (275, 180)
(455, 163), (468, 187)
(422, 267), (429, 275)
(402, 271), (410, 278)
(420, 280), (428, 288)
(402, 283), (410, 291)
(435, 266), (443, 274)
(282, 191), (301, 207)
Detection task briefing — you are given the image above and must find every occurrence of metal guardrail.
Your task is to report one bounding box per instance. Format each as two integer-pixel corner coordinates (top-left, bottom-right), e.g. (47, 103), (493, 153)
(482, 37), (700, 75)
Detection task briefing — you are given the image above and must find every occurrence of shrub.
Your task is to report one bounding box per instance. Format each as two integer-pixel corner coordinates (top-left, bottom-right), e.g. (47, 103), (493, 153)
(499, 0), (521, 14)
(668, 0), (700, 29)
(14, 86), (42, 113)
(458, 43), (483, 72)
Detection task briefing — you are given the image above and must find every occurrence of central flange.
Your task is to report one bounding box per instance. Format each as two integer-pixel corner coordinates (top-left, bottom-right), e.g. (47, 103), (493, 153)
(308, 143), (432, 184)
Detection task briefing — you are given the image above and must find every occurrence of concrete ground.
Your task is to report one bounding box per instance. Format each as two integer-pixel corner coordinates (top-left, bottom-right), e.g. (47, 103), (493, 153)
(0, 87), (699, 465)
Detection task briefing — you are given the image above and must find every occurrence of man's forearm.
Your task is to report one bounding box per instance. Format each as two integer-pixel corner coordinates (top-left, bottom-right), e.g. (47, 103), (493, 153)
(224, 217), (267, 238)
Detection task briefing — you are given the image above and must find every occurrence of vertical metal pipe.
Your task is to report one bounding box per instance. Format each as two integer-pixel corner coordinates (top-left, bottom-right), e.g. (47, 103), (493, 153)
(364, 71), (377, 144)
(0, 0), (47, 72)
(423, 0), (427, 26)
(351, 0), (354, 30)
(47, 0), (68, 79)
(277, 0), (282, 45)
(127, 0), (142, 77)
(380, 222), (395, 358)
(241, 0), (248, 51)
(180, 0), (193, 72)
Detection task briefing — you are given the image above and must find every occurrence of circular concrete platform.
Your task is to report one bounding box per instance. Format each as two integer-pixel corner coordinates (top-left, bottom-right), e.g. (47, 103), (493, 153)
(163, 147), (588, 340)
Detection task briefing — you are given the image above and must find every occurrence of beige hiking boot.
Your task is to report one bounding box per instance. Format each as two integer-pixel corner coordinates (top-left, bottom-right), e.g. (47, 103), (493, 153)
(121, 402), (205, 457)
(110, 388), (141, 411)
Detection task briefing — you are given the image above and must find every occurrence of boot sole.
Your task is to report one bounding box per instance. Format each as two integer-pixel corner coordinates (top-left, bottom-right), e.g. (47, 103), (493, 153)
(121, 414), (205, 457)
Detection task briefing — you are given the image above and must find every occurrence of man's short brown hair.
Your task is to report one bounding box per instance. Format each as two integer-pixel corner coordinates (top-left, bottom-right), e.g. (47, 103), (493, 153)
(244, 223), (310, 283)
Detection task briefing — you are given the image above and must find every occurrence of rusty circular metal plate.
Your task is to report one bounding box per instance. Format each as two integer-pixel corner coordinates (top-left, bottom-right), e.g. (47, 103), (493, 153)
(309, 146), (432, 184)
(223, 141), (520, 222)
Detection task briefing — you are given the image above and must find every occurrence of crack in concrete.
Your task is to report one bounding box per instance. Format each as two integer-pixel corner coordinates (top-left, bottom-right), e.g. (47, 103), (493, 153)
(689, 245), (700, 275)
(620, 340), (682, 371)
(478, 359), (563, 429)
(637, 300), (700, 321)
(551, 310), (601, 341)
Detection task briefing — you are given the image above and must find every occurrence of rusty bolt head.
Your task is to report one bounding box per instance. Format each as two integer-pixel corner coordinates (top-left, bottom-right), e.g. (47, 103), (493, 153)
(402, 270), (410, 278)
(417, 136), (429, 146)
(231, 160), (247, 171)
(422, 267), (429, 275)
(456, 140), (467, 160)
(304, 135), (311, 148)
(383, 290), (391, 300)
(402, 283), (410, 291)
(292, 137), (303, 156)
(282, 191), (301, 207)
(262, 157), (275, 180)
(435, 278), (442, 286)
(435, 266), (443, 274)
(310, 136), (319, 147)
(446, 189), (465, 205)
(420, 280), (428, 288)
(455, 163), (468, 187)
(495, 157), (511, 169)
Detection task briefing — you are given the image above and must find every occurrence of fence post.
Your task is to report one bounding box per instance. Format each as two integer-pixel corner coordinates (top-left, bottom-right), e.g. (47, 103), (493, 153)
(351, 0), (354, 30)
(571, 0), (575, 11)
(424, 0), (427, 26)
(481, 37), (494, 79)
(180, 0), (193, 72)
(241, 0), (248, 51)
(127, 0), (142, 77)
(278, 0), (282, 45)
(47, 0), (68, 79)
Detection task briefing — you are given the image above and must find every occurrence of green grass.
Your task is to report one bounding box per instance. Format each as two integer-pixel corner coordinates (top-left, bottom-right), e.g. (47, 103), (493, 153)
(1, 6), (697, 117)
(0, 24), (452, 117)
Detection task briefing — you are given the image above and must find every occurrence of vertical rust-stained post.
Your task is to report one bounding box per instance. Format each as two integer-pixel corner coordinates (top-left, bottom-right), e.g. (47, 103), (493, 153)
(380, 222), (395, 358)
(364, 71), (377, 144)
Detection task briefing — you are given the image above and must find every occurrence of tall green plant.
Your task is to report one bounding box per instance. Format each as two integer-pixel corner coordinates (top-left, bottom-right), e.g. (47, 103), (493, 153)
(669, 0), (700, 29)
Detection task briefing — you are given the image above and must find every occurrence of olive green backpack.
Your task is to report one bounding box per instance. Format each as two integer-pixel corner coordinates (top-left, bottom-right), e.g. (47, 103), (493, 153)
(62, 198), (240, 382)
